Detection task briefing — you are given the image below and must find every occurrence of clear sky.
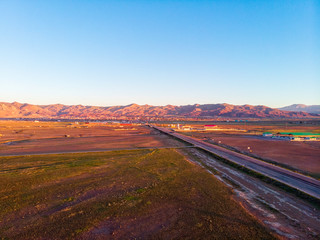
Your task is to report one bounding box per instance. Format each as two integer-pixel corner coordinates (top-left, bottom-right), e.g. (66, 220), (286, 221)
(0, 0), (319, 108)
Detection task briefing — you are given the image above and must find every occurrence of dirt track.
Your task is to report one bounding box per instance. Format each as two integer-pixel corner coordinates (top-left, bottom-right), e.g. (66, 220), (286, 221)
(184, 131), (320, 175)
(181, 147), (320, 239)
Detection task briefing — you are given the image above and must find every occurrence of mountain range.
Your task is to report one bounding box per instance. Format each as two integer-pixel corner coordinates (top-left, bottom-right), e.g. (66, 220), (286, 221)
(278, 104), (320, 114)
(0, 102), (319, 119)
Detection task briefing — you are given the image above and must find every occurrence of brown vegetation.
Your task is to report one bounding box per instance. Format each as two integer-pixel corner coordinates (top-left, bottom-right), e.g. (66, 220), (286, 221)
(0, 121), (181, 156)
(0, 149), (275, 239)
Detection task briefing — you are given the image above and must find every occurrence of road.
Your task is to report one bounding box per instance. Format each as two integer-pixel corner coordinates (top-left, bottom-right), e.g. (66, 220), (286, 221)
(152, 126), (320, 200)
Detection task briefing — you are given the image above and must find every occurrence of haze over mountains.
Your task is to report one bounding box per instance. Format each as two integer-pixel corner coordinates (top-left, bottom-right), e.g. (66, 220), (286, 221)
(0, 102), (318, 119)
(278, 104), (320, 114)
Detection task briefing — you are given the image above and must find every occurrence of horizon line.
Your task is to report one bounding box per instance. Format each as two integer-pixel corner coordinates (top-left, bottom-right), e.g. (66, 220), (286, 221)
(1, 100), (318, 109)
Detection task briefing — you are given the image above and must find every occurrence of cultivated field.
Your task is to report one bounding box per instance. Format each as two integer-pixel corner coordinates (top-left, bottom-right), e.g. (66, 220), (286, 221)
(0, 121), (181, 156)
(2, 120), (318, 238)
(176, 121), (320, 178)
(0, 149), (274, 239)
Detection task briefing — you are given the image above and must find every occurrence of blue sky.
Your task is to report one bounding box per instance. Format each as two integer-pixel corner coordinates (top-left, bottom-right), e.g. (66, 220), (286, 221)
(0, 0), (319, 108)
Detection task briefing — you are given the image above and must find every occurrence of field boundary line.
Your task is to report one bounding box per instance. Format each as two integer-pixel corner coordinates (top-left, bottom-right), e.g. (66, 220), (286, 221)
(0, 146), (195, 157)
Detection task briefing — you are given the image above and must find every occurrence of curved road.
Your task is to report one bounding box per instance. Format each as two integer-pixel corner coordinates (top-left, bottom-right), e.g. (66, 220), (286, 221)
(152, 126), (320, 200)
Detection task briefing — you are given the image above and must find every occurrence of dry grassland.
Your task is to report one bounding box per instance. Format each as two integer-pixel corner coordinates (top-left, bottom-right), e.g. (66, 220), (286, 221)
(0, 121), (178, 156)
(0, 149), (275, 239)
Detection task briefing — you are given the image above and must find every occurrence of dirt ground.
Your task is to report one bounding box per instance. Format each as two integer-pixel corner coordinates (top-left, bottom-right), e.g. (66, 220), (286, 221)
(1, 120), (318, 239)
(175, 121), (320, 177)
(185, 131), (320, 176)
(215, 122), (320, 134)
(0, 121), (182, 155)
(0, 149), (275, 239)
(180, 147), (320, 239)
(2, 119), (318, 175)
(163, 120), (320, 135)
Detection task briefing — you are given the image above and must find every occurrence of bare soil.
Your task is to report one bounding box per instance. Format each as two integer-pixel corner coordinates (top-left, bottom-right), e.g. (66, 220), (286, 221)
(197, 133), (320, 175)
(179, 147), (320, 239)
(0, 121), (182, 155)
(0, 149), (275, 239)
(179, 122), (320, 176)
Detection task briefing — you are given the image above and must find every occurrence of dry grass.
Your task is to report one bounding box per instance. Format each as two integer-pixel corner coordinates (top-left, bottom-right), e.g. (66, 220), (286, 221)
(0, 121), (175, 155)
(0, 149), (275, 239)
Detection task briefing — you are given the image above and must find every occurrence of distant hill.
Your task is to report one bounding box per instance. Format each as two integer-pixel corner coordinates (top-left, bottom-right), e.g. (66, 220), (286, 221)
(0, 102), (319, 119)
(278, 104), (320, 114)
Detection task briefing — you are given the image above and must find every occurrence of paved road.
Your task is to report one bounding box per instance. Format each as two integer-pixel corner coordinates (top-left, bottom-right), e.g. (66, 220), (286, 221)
(152, 126), (320, 200)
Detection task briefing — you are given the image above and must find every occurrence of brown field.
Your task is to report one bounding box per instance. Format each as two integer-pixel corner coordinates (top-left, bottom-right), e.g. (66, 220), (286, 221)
(177, 122), (320, 177)
(1, 120), (318, 238)
(166, 120), (320, 134)
(0, 121), (182, 156)
(216, 122), (320, 135)
(0, 149), (275, 239)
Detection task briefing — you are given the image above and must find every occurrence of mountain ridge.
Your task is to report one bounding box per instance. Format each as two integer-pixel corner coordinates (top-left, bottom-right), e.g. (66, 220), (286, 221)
(278, 104), (320, 114)
(0, 101), (319, 119)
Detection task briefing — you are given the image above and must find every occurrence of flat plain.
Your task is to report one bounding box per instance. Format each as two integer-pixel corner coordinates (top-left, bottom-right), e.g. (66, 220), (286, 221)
(0, 121), (276, 239)
(177, 121), (320, 178)
(0, 149), (275, 239)
(2, 120), (319, 239)
(0, 121), (179, 156)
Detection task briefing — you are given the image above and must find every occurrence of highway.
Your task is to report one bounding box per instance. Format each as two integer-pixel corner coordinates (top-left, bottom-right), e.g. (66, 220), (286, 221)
(152, 126), (320, 200)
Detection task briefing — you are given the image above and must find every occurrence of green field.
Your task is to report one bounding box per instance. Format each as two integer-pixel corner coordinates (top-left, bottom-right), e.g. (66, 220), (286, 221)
(0, 149), (275, 239)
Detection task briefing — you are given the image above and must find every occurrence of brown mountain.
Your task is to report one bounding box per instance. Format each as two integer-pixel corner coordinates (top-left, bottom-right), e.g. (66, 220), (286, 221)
(278, 104), (320, 114)
(0, 102), (318, 119)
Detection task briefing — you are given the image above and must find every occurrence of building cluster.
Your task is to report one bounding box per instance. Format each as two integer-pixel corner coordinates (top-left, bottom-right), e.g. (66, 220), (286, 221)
(262, 132), (320, 141)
